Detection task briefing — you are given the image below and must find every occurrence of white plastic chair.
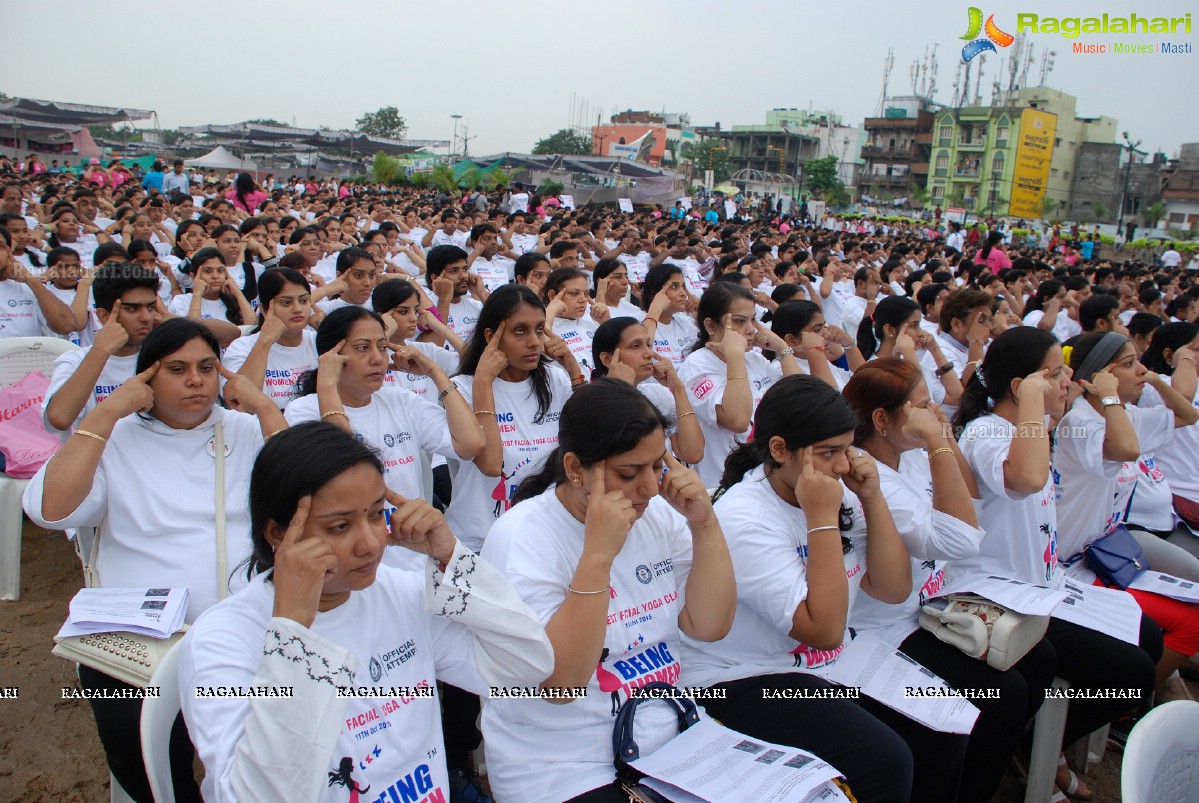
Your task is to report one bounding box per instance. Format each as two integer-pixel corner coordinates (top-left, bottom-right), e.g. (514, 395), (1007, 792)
(1025, 677), (1070, 803)
(140, 639), (185, 803)
(1122, 699), (1199, 803)
(0, 336), (78, 601)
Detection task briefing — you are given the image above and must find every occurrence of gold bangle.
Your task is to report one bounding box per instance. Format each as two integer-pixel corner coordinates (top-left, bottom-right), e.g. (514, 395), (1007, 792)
(567, 584), (611, 595)
(322, 410), (349, 419)
(928, 447), (954, 460)
(263, 428), (286, 443)
(727, 375), (748, 381)
(677, 411), (696, 420)
(1016, 420), (1044, 428)
(473, 409), (495, 417)
(73, 429), (107, 444)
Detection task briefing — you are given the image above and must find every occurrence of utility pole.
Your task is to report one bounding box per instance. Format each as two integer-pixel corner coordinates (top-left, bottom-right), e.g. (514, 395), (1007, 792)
(1117, 131), (1145, 227)
(450, 114), (462, 160)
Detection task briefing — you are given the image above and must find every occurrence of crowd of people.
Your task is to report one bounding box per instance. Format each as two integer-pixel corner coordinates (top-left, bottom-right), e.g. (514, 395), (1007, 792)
(5, 164), (1199, 803)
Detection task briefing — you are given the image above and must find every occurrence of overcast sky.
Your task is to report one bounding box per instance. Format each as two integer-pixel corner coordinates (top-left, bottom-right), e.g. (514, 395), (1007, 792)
(4, 0), (1196, 158)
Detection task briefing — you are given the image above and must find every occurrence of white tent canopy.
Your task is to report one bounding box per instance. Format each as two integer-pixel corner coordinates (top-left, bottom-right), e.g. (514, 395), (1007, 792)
(184, 145), (257, 171)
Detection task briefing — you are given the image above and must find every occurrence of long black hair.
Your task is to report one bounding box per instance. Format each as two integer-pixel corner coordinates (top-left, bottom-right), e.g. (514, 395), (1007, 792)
(1024, 279), (1063, 315)
(953, 326), (1059, 431)
(457, 284), (553, 423)
(692, 281), (754, 353)
(184, 246), (245, 325)
(591, 316), (644, 378)
(246, 422), (384, 579)
(1142, 322), (1199, 375)
(511, 378), (669, 505)
(857, 296), (920, 359)
(297, 306), (387, 396)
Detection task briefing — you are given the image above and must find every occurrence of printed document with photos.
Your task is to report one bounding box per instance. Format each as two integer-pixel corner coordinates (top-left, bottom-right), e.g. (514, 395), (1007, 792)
(631, 719), (848, 802)
(56, 587), (189, 639)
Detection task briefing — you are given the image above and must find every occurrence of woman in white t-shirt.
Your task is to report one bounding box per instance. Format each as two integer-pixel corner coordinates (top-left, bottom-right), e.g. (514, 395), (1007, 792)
(677, 282), (799, 486)
(1056, 331), (1199, 690)
(953, 327), (1160, 798)
(679, 375), (967, 803)
(639, 264), (698, 368)
(845, 358), (1056, 803)
(1022, 279), (1080, 343)
(23, 318), (287, 802)
(592, 258), (645, 321)
(858, 296), (964, 409)
(371, 277), (464, 395)
(444, 283), (583, 552)
(222, 268), (318, 409)
(180, 422), (553, 803)
(480, 379), (736, 803)
(168, 246), (255, 327)
(590, 316), (704, 465)
(544, 267), (605, 381)
(283, 307), (485, 544)
(767, 299), (860, 389)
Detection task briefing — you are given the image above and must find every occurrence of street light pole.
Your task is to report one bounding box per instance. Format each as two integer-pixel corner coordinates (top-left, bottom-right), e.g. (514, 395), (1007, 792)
(450, 114), (462, 160)
(1117, 130), (1143, 229)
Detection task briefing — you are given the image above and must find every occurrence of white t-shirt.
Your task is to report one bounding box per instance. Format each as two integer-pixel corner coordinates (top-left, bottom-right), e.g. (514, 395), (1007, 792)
(508, 233), (539, 255)
(23, 408), (262, 622)
(169, 293), (234, 322)
(0, 278), (49, 338)
(44, 284), (97, 347)
(648, 313), (698, 369)
(508, 193), (530, 213)
(41, 348), (138, 434)
(315, 296), (373, 315)
(678, 348), (782, 487)
(1138, 379), (1199, 503)
(384, 340), (459, 399)
(679, 466), (867, 687)
(840, 295), (869, 343)
(851, 452), (984, 647)
(471, 256), (514, 292)
(284, 387), (454, 510)
(553, 315), (599, 381)
(444, 368), (572, 551)
(954, 414), (1061, 588)
(221, 330), (317, 409)
(1054, 399), (1173, 575)
(426, 290), (483, 345)
(1023, 309), (1080, 343)
(430, 229), (469, 250)
(609, 299), (646, 322)
(481, 489), (696, 803)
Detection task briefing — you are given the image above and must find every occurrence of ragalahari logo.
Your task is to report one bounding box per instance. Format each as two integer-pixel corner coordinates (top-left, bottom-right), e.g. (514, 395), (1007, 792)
(961, 7), (1015, 62)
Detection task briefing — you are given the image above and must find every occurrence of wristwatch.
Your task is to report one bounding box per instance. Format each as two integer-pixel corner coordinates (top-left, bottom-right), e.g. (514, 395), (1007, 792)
(935, 363), (955, 377)
(1100, 396), (1122, 409)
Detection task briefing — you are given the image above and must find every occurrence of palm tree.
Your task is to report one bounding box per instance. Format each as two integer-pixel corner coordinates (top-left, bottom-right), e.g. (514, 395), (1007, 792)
(429, 163), (457, 193)
(487, 168), (514, 191)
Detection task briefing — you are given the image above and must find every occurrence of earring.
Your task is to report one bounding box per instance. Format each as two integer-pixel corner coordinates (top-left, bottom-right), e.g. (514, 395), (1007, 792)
(569, 475), (580, 485)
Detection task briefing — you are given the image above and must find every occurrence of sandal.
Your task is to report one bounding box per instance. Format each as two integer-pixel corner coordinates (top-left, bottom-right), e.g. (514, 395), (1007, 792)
(1057, 755), (1094, 800)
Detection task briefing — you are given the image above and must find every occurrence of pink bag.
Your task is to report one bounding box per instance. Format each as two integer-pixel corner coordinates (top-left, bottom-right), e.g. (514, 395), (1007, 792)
(0, 371), (61, 478)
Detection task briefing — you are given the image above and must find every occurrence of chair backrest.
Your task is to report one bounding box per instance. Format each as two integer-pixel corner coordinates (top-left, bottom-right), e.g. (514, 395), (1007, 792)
(141, 640), (184, 803)
(1122, 699), (1199, 803)
(0, 336), (78, 389)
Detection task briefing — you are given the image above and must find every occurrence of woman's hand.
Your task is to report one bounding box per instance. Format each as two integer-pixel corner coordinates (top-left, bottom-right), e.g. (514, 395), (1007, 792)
(606, 348), (637, 385)
(647, 288), (672, 321)
(103, 362), (159, 418)
(475, 321), (508, 382)
(386, 490), (457, 565)
(841, 447), (882, 500)
(650, 350), (680, 389)
(900, 402), (948, 446)
(316, 340), (348, 389)
(658, 452), (714, 524)
(793, 446), (844, 525)
(387, 342), (433, 376)
(218, 364), (274, 415)
(544, 296), (567, 322)
(1078, 367), (1119, 398)
(752, 321), (787, 352)
(544, 329), (578, 372)
(271, 496), (335, 629)
(258, 311), (287, 346)
(582, 460), (635, 562)
(707, 314), (747, 360)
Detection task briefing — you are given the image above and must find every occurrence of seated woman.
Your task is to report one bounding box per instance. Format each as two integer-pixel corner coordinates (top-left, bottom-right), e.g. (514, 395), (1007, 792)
(283, 306), (485, 544)
(544, 267), (607, 380)
(480, 379), (736, 803)
(856, 295), (963, 409)
(592, 257), (645, 321)
(179, 422), (553, 802)
(591, 316), (704, 465)
(678, 282), (800, 487)
(638, 264), (698, 369)
(1131, 322), (1199, 578)
(681, 375), (967, 803)
(953, 327), (1163, 798)
(23, 318), (286, 803)
(1056, 331), (1199, 689)
(167, 246), (255, 347)
(221, 268), (318, 409)
(844, 358), (1054, 803)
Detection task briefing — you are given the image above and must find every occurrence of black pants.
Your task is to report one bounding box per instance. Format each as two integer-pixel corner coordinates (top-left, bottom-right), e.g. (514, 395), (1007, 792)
(77, 665), (201, 803)
(440, 682), (481, 770)
(898, 629), (1055, 802)
(701, 672), (966, 803)
(432, 463), (453, 511)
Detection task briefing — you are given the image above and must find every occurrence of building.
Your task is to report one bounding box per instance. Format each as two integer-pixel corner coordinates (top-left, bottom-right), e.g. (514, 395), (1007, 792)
(1068, 142), (1164, 225)
(858, 96), (939, 205)
(927, 87), (1116, 219)
(1162, 143), (1199, 233)
(590, 110), (694, 167)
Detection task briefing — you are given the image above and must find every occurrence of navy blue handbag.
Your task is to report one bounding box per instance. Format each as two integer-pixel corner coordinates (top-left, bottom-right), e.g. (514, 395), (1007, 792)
(1084, 525), (1149, 589)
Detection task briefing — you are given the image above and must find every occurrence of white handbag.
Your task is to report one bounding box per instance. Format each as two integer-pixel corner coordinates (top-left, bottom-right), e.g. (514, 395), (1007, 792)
(52, 421), (228, 687)
(918, 593), (1049, 672)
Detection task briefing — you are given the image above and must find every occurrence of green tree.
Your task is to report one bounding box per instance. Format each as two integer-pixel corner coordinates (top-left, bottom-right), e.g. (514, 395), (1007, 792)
(428, 163), (458, 193)
(246, 118), (288, 127)
(687, 140), (731, 183)
(1092, 201), (1110, 222)
(1040, 195), (1058, 221)
(371, 151), (405, 185)
(487, 167), (514, 191)
(1145, 201), (1167, 228)
(803, 155), (847, 206)
(355, 106), (408, 139)
(538, 179), (565, 196)
(532, 129), (593, 155)
(909, 185), (932, 210)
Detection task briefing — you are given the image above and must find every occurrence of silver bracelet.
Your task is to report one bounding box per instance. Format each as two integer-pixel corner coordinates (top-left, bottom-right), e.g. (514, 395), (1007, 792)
(807, 525), (840, 535)
(778, 346), (796, 358)
(567, 584), (611, 595)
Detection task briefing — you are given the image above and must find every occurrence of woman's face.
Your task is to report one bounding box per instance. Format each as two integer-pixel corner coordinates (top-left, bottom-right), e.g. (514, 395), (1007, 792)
(338, 318), (389, 397)
(298, 233), (321, 267)
(180, 224), (206, 253)
(244, 225), (267, 247)
(195, 259), (226, 296)
(131, 249), (158, 273)
(216, 230), (241, 264)
(1106, 341), (1149, 403)
(203, 217), (221, 235)
(387, 295), (421, 341)
(575, 428), (667, 522)
(489, 302), (546, 372)
(281, 462), (389, 598)
(148, 337), (220, 427)
(55, 213), (80, 240)
(609, 323), (656, 382)
(551, 277), (589, 320)
(662, 273), (688, 312)
(51, 254), (82, 288)
(780, 265), (800, 284)
(267, 282), (313, 333)
(603, 267), (630, 301)
(887, 380), (933, 452)
(1039, 345), (1072, 419)
(773, 429), (855, 488)
(131, 215), (154, 240)
(707, 298), (757, 348)
(885, 309), (924, 342)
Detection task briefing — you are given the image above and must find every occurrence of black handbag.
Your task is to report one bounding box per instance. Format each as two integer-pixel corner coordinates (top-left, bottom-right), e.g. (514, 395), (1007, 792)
(612, 682), (700, 803)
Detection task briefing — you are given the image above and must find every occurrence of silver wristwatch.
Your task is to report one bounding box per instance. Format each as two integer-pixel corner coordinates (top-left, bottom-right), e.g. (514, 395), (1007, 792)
(1100, 396), (1122, 408)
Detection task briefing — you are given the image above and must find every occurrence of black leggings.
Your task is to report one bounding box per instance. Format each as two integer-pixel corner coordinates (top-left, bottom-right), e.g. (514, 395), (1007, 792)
(77, 665), (201, 803)
(439, 682), (481, 770)
(700, 672), (968, 803)
(897, 629), (1055, 802)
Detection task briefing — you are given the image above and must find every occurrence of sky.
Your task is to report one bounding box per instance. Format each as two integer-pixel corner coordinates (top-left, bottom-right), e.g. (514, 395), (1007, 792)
(3, 0), (1196, 159)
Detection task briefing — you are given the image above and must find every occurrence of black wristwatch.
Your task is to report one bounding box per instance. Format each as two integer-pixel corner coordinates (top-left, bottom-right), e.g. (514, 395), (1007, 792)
(935, 362), (955, 377)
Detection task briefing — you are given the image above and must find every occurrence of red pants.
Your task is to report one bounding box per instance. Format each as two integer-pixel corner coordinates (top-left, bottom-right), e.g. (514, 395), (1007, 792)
(1096, 578), (1199, 655)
